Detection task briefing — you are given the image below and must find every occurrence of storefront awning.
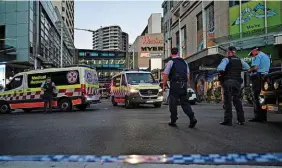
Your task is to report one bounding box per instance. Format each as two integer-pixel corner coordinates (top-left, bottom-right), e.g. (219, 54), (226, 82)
(185, 46), (226, 69)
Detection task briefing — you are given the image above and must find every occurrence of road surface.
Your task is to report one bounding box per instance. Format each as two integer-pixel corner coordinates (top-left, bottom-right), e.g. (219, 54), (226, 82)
(1, 100), (282, 156)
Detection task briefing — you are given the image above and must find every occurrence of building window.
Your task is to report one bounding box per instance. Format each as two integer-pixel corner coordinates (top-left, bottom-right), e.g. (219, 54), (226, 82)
(176, 31), (179, 49)
(170, 1), (174, 9)
(206, 2), (214, 34)
(183, 0), (190, 7)
(181, 26), (187, 57)
(229, 0), (251, 7)
(196, 12), (203, 31)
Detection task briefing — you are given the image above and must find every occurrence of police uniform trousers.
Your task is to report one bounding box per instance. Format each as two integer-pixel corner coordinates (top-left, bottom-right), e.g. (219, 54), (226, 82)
(43, 93), (53, 112)
(223, 79), (245, 122)
(251, 73), (267, 120)
(168, 82), (195, 122)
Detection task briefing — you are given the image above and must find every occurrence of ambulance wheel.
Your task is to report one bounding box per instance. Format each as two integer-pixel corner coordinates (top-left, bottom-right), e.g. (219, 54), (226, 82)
(77, 104), (87, 111)
(125, 97), (133, 109)
(111, 96), (117, 106)
(59, 99), (72, 112)
(0, 103), (11, 114)
(154, 103), (162, 108)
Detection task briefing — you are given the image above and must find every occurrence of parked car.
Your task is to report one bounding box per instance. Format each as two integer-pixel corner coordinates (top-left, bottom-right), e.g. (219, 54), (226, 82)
(163, 87), (197, 105)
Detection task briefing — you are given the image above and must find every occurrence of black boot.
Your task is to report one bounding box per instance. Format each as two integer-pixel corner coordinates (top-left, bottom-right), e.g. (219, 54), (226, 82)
(220, 121), (232, 126)
(189, 117), (197, 128)
(168, 121), (177, 127)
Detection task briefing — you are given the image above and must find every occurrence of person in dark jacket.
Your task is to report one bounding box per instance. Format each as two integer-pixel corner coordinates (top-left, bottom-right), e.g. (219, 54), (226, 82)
(217, 46), (250, 126)
(41, 77), (56, 113)
(162, 47), (197, 128)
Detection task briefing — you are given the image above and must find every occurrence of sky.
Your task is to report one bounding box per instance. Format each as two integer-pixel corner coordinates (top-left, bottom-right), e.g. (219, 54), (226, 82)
(74, 0), (163, 49)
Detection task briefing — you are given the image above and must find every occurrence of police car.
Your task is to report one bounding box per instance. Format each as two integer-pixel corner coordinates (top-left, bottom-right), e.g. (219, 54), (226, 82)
(110, 70), (163, 108)
(0, 65), (100, 113)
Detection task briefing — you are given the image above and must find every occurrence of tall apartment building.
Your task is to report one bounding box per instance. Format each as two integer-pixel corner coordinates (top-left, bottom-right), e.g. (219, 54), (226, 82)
(92, 25), (129, 52)
(52, 0), (75, 40)
(122, 32), (129, 51)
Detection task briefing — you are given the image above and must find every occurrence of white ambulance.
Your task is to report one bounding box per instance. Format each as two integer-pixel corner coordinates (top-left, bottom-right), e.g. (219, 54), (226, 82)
(0, 65), (100, 113)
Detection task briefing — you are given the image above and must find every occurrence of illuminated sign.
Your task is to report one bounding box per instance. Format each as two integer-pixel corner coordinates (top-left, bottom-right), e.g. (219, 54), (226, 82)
(78, 51), (126, 57)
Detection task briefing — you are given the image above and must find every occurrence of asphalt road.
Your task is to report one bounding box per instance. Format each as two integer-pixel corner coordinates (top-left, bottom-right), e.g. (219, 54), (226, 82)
(1, 100), (282, 156)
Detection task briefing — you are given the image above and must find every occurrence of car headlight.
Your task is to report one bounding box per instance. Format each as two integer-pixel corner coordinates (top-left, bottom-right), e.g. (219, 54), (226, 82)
(159, 88), (163, 92)
(264, 82), (269, 90)
(130, 88), (138, 93)
(274, 81), (279, 90)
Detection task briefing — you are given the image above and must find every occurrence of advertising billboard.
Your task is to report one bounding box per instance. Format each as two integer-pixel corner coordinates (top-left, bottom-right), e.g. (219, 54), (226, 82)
(139, 34), (164, 58)
(229, 1), (281, 37)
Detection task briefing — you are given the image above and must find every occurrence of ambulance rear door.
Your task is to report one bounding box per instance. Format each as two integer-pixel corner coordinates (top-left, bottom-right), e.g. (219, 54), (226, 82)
(83, 67), (100, 101)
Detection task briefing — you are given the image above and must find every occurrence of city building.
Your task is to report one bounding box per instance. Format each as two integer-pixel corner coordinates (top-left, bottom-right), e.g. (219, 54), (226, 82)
(130, 13), (164, 71)
(52, 0), (75, 40)
(162, 0), (178, 58)
(162, 0), (282, 96)
(122, 32), (129, 51)
(0, 1), (74, 82)
(92, 25), (129, 52)
(75, 49), (126, 87)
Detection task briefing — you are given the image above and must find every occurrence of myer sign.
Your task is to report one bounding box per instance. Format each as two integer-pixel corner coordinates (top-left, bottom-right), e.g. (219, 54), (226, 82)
(139, 34), (164, 57)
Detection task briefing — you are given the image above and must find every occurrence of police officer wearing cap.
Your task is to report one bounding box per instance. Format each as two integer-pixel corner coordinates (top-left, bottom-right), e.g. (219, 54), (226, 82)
(162, 47), (197, 128)
(217, 46), (250, 126)
(248, 47), (270, 122)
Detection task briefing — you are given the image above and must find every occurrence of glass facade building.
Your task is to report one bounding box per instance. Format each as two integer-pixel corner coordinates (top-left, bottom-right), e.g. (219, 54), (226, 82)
(76, 49), (126, 84)
(0, 1), (74, 68)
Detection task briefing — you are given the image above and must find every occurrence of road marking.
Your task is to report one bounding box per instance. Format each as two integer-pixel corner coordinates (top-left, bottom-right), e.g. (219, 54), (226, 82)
(0, 153), (281, 164)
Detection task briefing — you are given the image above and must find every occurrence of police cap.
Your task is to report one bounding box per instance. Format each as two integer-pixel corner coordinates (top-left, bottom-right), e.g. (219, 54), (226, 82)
(171, 47), (178, 55)
(248, 46), (260, 56)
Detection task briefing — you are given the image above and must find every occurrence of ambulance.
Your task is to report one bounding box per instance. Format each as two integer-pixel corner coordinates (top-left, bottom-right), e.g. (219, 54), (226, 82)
(110, 70), (163, 109)
(0, 65), (100, 113)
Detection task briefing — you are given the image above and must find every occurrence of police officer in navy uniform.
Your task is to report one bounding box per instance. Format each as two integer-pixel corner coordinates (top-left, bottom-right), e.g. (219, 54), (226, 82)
(248, 47), (270, 122)
(217, 46), (250, 126)
(41, 77), (56, 113)
(162, 47), (197, 128)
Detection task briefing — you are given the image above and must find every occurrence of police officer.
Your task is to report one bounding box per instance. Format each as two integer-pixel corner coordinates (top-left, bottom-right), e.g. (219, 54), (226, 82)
(217, 46), (250, 126)
(162, 47), (197, 128)
(248, 47), (270, 122)
(41, 77), (56, 113)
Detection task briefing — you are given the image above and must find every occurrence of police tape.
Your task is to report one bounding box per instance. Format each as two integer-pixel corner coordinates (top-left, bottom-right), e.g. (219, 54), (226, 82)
(0, 153), (282, 164)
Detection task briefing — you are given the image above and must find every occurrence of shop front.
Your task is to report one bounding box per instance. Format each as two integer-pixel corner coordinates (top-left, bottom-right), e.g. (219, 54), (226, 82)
(185, 46), (226, 95)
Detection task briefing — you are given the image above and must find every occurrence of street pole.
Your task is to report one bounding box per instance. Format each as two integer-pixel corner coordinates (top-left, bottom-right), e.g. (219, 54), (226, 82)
(60, 16), (63, 68)
(264, 0), (267, 34)
(239, 0), (242, 39)
(132, 48), (135, 69)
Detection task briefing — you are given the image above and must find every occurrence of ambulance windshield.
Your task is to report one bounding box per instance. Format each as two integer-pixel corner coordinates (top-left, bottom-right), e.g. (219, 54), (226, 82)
(126, 73), (156, 85)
